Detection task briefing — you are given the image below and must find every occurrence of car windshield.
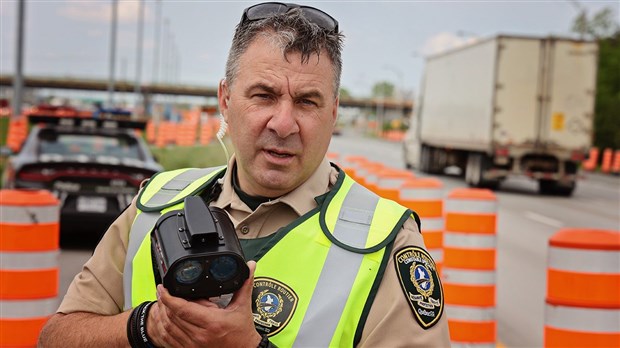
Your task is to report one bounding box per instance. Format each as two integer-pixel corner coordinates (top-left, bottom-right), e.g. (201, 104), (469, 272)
(38, 131), (142, 160)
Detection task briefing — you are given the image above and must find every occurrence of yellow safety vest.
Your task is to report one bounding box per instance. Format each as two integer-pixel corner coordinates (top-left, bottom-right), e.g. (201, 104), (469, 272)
(123, 165), (414, 347)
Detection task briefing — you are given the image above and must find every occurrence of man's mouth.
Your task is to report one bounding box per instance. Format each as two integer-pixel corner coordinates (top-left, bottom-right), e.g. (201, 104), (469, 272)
(266, 149), (293, 158)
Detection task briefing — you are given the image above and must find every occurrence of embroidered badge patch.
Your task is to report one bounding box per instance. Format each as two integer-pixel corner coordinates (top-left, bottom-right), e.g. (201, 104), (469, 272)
(252, 277), (298, 337)
(394, 246), (444, 329)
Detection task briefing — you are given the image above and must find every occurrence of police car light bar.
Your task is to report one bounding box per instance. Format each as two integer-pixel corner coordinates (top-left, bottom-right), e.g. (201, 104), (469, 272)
(28, 114), (148, 130)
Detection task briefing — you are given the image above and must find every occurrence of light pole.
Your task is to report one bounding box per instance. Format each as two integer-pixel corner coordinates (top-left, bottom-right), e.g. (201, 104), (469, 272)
(152, 0), (162, 84)
(384, 64), (407, 127)
(12, 0), (25, 118)
(107, 0), (119, 108)
(384, 65), (404, 99)
(376, 85), (384, 137)
(410, 50), (423, 104)
(162, 18), (170, 83)
(134, 0), (145, 117)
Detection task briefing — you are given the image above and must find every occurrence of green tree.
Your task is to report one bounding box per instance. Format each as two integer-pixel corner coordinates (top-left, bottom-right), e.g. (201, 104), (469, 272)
(571, 5), (619, 39)
(590, 8), (618, 38)
(371, 81), (395, 98)
(572, 10), (589, 39)
(593, 33), (620, 150)
(571, 6), (620, 150)
(339, 87), (352, 99)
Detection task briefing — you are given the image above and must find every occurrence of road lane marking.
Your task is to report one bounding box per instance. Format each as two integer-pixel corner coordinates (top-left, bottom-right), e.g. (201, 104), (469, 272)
(524, 211), (564, 228)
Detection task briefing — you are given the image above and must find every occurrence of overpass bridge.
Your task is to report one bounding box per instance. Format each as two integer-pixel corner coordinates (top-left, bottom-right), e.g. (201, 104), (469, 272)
(0, 75), (413, 114)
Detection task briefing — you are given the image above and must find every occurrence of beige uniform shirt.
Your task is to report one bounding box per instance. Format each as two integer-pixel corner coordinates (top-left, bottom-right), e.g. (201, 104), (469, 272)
(59, 157), (451, 347)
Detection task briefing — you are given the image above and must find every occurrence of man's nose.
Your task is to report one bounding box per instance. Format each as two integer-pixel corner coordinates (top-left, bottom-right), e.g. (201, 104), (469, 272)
(267, 101), (300, 138)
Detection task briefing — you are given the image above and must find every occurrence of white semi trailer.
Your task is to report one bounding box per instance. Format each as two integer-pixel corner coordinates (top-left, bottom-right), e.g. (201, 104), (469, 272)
(403, 35), (598, 196)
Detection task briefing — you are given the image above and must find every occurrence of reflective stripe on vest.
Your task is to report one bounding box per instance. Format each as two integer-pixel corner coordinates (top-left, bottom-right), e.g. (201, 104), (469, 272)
(123, 167), (224, 309)
(293, 181), (378, 347)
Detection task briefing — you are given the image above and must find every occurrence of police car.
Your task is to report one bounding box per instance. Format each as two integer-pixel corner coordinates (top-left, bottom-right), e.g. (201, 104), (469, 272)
(2, 112), (163, 244)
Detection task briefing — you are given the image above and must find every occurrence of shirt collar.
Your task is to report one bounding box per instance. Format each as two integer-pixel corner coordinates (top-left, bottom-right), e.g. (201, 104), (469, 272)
(214, 155), (333, 216)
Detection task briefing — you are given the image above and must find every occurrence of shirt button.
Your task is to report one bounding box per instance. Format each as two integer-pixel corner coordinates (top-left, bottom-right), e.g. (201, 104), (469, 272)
(241, 225), (250, 234)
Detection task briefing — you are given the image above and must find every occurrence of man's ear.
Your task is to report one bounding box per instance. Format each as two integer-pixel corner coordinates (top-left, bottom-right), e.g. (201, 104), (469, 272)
(332, 95), (339, 126)
(218, 79), (230, 121)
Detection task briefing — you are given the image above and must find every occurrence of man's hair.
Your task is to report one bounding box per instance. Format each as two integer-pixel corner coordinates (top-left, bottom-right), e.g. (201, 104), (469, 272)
(225, 8), (344, 99)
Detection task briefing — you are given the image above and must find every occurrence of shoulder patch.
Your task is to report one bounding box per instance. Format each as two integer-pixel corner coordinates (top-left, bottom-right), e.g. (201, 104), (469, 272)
(394, 246), (444, 329)
(252, 277), (298, 337)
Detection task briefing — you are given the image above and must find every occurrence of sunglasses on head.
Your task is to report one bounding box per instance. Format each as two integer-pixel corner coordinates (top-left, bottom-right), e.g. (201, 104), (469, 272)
(240, 2), (339, 33)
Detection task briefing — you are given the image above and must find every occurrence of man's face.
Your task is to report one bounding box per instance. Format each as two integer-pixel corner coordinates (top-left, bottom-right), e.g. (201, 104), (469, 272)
(219, 35), (339, 198)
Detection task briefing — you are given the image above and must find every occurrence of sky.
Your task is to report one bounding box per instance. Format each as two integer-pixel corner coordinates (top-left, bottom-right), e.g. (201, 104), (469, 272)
(0, 0), (618, 100)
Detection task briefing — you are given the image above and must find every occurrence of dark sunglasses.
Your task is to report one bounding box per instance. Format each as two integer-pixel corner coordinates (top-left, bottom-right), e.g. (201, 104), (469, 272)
(240, 2), (339, 33)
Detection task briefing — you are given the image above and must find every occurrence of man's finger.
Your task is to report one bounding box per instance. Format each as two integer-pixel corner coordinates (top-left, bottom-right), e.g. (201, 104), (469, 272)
(157, 285), (211, 332)
(148, 300), (191, 347)
(227, 260), (256, 310)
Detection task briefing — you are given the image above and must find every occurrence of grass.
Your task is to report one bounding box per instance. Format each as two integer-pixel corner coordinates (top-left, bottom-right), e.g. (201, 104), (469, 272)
(149, 139), (233, 171)
(1, 117), (11, 187)
(0, 117), (8, 147)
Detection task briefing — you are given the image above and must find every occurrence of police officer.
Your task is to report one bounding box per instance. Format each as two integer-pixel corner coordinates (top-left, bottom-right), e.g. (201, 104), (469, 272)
(39, 2), (451, 347)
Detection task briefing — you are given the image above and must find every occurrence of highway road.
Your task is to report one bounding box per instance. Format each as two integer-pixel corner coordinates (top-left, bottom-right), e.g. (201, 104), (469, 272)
(329, 131), (620, 347)
(58, 131), (620, 347)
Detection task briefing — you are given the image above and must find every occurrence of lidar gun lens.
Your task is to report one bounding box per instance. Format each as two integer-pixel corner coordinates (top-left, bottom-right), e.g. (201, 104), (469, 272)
(210, 256), (238, 282)
(174, 260), (203, 284)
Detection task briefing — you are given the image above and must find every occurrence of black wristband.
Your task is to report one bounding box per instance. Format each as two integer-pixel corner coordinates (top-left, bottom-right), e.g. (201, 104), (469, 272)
(127, 302), (143, 348)
(139, 301), (156, 347)
(127, 301), (157, 348)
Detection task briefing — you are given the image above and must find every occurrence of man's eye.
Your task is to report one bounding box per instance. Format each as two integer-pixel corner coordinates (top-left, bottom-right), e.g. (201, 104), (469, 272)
(300, 99), (317, 106)
(253, 94), (271, 100)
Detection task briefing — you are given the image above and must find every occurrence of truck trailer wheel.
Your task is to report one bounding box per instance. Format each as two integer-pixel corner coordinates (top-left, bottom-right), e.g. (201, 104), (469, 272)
(403, 143), (413, 169)
(466, 153), (499, 189)
(538, 179), (575, 197)
(420, 145), (445, 174)
(420, 145), (431, 173)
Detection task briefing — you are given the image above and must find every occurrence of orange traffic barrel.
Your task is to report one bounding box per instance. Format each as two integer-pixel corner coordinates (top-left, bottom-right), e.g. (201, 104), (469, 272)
(544, 229), (620, 347)
(582, 147), (599, 171)
(611, 150), (620, 175)
(163, 121), (179, 147)
(175, 121), (198, 146)
(145, 120), (156, 144)
(199, 119), (214, 145)
(600, 148), (613, 173)
(443, 188), (497, 347)
(339, 155), (368, 182)
(155, 121), (171, 148)
(6, 116), (28, 153)
(0, 189), (60, 347)
(365, 168), (414, 201)
(398, 178), (444, 273)
(354, 161), (385, 188)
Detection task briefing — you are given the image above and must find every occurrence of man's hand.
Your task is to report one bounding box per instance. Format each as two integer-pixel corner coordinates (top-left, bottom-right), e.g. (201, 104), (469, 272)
(147, 261), (262, 348)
